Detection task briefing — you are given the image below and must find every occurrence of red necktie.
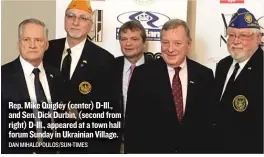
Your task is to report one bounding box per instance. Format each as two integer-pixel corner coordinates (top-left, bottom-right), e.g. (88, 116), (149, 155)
(172, 67), (183, 123)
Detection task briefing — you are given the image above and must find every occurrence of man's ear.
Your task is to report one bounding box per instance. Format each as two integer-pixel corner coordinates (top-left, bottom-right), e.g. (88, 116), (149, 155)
(188, 39), (192, 49)
(45, 40), (49, 51)
(257, 32), (262, 45)
(17, 40), (21, 52)
(143, 41), (148, 51)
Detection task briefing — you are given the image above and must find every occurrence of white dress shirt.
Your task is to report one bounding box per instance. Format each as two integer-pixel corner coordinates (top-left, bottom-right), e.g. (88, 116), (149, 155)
(220, 58), (250, 99)
(20, 56), (52, 103)
(60, 38), (86, 79)
(122, 55), (145, 115)
(20, 56), (53, 142)
(167, 58), (188, 113)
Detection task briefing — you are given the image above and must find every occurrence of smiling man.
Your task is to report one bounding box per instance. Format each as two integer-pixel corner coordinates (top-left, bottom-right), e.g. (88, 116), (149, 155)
(93, 20), (153, 153)
(116, 20), (153, 153)
(124, 19), (215, 153)
(214, 8), (263, 153)
(118, 20), (153, 115)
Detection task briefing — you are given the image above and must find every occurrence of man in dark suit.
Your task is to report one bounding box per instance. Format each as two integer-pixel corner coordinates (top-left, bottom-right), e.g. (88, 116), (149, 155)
(214, 8), (263, 153)
(124, 19), (215, 153)
(2, 18), (61, 154)
(95, 20), (153, 153)
(43, 0), (114, 103)
(43, 0), (114, 154)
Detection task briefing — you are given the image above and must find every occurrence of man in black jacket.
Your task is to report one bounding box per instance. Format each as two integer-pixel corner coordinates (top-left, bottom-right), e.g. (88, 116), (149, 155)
(43, 0), (114, 104)
(214, 8), (263, 153)
(43, 0), (114, 154)
(125, 19), (215, 153)
(2, 18), (61, 154)
(95, 20), (153, 153)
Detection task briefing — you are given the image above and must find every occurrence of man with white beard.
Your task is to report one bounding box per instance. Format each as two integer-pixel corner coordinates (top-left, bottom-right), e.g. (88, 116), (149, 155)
(214, 8), (263, 153)
(43, 0), (114, 154)
(44, 0), (114, 104)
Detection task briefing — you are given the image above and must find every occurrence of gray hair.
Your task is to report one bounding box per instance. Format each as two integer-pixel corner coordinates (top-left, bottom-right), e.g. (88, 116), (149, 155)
(18, 18), (48, 39)
(160, 19), (191, 40)
(250, 28), (261, 34)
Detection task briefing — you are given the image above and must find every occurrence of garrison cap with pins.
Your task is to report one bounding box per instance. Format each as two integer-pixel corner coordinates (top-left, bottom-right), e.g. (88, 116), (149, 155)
(228, 8), (260, 29)
(66, 0), (93, 14)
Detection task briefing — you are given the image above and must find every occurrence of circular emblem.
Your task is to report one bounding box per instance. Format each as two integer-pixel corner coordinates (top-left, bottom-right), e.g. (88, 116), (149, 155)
(233, 95), (248, 112)
(244, 13), (252, 24)
(145, 52), (154, 58)
(79, 81), (92, 94)
(154, 53), (161, 60)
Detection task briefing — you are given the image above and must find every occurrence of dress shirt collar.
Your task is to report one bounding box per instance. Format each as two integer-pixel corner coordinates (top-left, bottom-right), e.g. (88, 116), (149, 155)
(19, 56), (45, 77)
(124, 54), (145, 74)
(65, 38), (86, 53)
(167, 57), (187, 72)
(231, 57), (250, 71)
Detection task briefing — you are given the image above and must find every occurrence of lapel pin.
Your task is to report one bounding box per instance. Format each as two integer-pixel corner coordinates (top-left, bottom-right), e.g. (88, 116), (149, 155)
(80, 64), (84, 67)
(50, 74), (53, 78)
(83, 60), (87, 64)
(190, 81), (195, 84)
(248, 67), (251, 70)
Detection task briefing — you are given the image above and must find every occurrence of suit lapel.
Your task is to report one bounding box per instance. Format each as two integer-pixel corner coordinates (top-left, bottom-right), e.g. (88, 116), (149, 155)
(53, 38), (66, 69)
(184, 58), (197, 120)
(12, 58), (31, 102)
(115, 57), (125, 122)
(116, 57), (125, 98)
(157, 59), (179, 121)
(217, 58), (233, 101)
(43, 64), (56, 102)
(235, 47), (262, 82)
(71, 39), (92, 81)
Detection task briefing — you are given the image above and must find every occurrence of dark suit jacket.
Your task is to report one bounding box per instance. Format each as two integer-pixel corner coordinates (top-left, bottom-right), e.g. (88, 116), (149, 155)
(1, 58), (62, 154)
(95, 54), (154, 153)
(214, 47), (263, 153)
(124, 58), (215, 153)
(43, 38), (114, 103)
(43, 38), (114, 153)
(107, 54), (153, 113)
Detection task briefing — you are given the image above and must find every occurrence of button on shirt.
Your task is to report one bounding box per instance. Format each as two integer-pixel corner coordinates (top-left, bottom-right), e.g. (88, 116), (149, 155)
(60, 38), (86, 79)
(167, 58), (188, 112)
(122, 55), (145, 115)
(220, 59), (249, 99)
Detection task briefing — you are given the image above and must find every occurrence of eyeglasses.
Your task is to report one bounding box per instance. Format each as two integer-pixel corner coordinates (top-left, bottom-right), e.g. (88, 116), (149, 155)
(65, 12), (92, 23)
(227, 33), (254, 41)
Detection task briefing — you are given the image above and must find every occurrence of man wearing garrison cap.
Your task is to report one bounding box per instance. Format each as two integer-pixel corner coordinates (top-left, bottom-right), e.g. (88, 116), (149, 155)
(214, 8), (263, 153)
(43, 0), (114, 154)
